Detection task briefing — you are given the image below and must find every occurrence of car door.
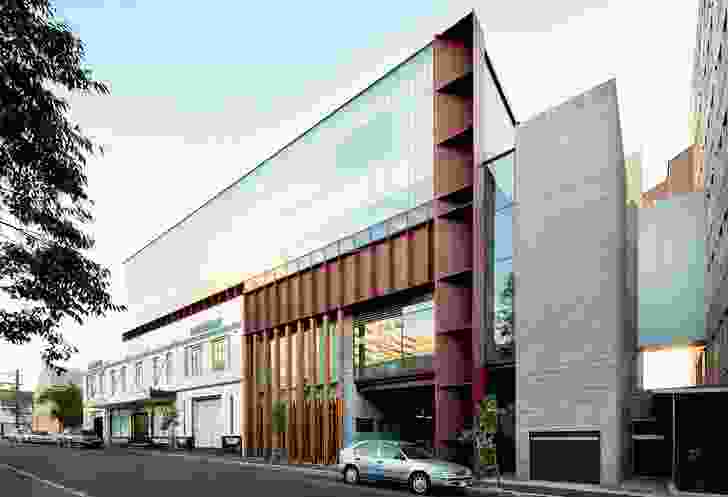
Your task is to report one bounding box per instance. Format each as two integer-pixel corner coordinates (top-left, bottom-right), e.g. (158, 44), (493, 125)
(352, 441), (376, 481)
(379, 441), (409, 484)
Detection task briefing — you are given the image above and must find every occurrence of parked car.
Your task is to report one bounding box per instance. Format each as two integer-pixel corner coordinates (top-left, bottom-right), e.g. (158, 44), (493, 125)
(7, 429), (30, 444)
(62, 429), (104, 448)
(338, 440), (473, 495)
(27, 431), (54, 444)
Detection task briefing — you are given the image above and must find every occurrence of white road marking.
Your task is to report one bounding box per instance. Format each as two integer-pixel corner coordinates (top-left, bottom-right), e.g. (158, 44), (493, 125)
(0, 463), (95, 497)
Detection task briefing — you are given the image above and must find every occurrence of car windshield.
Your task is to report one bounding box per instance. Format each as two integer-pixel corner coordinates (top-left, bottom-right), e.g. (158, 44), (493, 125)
(401, 445), (434, 459)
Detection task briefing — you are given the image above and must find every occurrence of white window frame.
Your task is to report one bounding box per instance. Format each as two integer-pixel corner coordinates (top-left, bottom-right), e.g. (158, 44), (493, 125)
(152, 357), (160, 386)
(165, 352), (173, 384)
(190, 345), (201, 377)
(135, 362), (143, 390)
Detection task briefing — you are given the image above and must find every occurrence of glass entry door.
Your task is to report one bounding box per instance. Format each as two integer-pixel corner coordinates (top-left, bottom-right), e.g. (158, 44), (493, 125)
(131, 413), (148, 441)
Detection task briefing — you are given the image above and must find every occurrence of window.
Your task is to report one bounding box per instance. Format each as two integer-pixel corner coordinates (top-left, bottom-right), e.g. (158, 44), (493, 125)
(152, 357), (160, 386)
(87, 375), (95, 398)
(353, 440), (375, 456)
(98, 371), (104, 395)
(190, 345), (201, 376)
(165, 352), (173, 384)
(135, 362), (143, 389)
(379, 441), (402, 459)
(355, 417), (374, 433)
(110, 371), (117, 396)
(211, 338), (225, 370)
(120, 366), (126, 393)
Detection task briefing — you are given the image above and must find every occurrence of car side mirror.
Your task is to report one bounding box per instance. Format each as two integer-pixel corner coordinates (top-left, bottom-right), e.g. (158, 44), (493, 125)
(398, 454), (406, 461)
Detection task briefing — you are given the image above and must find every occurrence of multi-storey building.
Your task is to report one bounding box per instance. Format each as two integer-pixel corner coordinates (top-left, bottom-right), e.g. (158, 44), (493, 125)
(692, 0), (728, 383)
(115, 10), (645, 489)
(83, 296), (242, 448)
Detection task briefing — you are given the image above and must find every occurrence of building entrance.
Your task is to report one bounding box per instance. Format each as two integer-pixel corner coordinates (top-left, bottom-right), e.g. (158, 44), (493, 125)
(361, 386), (434, 448)
(131, 413), (148, 442)
(676, 392), (726, 494)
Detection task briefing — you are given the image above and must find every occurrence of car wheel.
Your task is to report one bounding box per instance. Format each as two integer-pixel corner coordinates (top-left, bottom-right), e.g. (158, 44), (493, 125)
(344, 466), (360, 485)
(409, 471), (430, 496)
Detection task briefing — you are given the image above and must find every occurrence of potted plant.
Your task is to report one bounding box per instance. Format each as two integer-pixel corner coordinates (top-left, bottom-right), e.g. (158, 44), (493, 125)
(271, 400), (287, 464)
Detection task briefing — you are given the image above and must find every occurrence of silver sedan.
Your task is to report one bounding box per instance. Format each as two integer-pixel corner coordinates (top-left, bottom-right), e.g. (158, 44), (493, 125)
(338, 440), (473, 495)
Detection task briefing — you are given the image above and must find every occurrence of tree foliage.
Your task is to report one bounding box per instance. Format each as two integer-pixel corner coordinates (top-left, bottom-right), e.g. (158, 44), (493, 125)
(36, 383), (83, 428)
(0, 0), (125, 373)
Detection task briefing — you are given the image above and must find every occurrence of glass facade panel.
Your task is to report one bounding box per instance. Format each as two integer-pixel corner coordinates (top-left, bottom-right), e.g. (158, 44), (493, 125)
(489, 152), (515, 211)
(312, 249), (325, 267)
(494, 206), (513, 262)
(339, 236), (355, 255)
(124, 46), (434, 330)
(298, 254), (311, 271)
(477, 50), (515, 162)
(353, 230), (370, 249)
(494, 258), (514, 347)
(387, 213), (407, 235)
(354, 300), (434, 372)
(402, 301), (435, 367)
(370, 222), (386, 242)
(325, 243), (338, 261)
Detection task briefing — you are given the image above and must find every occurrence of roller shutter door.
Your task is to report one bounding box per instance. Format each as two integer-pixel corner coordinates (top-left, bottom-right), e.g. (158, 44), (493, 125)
(530, 431), (600, 484)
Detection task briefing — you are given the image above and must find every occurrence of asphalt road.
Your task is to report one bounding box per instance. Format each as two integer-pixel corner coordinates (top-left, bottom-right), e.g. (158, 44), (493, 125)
(0, 441), (471, 497)
(0, 466), (72, 497)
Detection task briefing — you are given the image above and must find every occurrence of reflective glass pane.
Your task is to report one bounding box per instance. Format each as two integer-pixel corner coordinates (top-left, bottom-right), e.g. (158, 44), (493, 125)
(325, 243), (338, 261)
(312, 250), (325, 267)
(354, 230), (370, 249)
(488, 152), (515, 211)
(123, 46), (433, 329)
(494, 258), (514, 346)
(339, 237), (354, 255)
(387, 213), (407, 234)
(370, 222), (386, 242)
(494, 206), (513, 262)
(476, 48), (515, 161)
(402, 300), (434, 366)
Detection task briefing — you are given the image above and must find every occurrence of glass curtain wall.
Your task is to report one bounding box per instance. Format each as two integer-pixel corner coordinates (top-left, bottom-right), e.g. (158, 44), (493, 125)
(124, 46), (434, 328)
(353, 300), (435, 372)
(488, 152), (515, 349)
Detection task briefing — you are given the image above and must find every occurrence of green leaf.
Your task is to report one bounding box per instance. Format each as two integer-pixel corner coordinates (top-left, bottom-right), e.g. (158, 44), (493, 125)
(0, 0), (124, 370)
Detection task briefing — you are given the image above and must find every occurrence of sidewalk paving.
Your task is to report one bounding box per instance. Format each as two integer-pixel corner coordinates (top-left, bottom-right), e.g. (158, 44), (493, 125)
(117, 446), (724, 497)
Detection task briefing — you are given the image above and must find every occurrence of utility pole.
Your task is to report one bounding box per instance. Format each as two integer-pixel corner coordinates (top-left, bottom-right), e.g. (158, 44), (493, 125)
(15, 369), (20, 430)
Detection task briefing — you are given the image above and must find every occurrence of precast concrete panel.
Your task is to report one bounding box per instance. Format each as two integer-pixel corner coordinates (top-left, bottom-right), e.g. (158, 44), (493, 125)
(514, 80), (630, 486)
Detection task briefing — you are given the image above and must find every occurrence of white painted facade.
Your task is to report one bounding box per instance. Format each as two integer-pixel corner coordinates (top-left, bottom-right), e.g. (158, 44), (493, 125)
(82, 297), (242, 448)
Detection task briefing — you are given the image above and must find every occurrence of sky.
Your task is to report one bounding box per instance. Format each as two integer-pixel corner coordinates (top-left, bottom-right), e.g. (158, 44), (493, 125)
(0, 0), (699, 391)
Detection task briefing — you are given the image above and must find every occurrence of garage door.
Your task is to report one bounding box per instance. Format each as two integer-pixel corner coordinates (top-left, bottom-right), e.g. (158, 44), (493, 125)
(194, 397), (223, 448)
(530, 431), (601, 484)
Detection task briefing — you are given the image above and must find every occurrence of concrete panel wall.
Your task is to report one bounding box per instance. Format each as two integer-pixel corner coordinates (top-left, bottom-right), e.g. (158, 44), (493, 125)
(514, 80), (630, 485)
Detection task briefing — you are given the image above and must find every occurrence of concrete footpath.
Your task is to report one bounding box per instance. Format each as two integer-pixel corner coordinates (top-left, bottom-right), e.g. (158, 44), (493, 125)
(121, 446), (722, 497)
